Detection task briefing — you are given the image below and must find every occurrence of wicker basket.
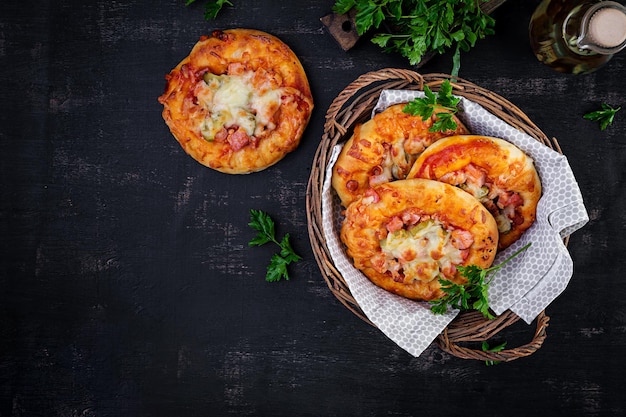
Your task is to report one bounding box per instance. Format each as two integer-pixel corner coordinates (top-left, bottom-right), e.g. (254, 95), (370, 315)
(306, 68), (558, 362)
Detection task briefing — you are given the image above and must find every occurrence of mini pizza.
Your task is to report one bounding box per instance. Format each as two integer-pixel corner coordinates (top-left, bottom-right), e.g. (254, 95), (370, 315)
(340, 179), (498, 301)
(331, 104), (468, 207)
(158, 29), (314, 174)
(407, 135), (541, 249)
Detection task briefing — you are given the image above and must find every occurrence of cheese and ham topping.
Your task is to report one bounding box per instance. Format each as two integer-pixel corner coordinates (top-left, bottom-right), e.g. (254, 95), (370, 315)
(371, 211), (473, 284)
(439, 163), (525, 234)
(195, 65), (283, 151)
(366, 141), (412, 187)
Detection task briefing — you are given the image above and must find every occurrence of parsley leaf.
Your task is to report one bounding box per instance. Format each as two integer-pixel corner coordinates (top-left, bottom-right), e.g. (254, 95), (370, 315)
(266, 254), (290, 283)
(248, 209), (301, 282)
(482, 341), (507, 366)
(584, 103), (621, 131)
(186, 0), (233, 20)
(402, 80), (461, 133)
(430, 243), (532, 318)
(334, 0), (495, 76)
(333, 0), (357, 15)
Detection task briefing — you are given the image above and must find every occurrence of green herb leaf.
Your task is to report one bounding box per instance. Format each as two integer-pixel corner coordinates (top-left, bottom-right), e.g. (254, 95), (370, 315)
(584, 103), (620, 131)
(332, 0), (357, 15)
(371, 33), (394, 48)
(248, 209), (301, 282)
(430, 112), (458, 133)
(482, 341), (507, 366)
(451, 45), (462, 83)
(430, 243), (532, 318)
(248, 209), (275, 246)
(266, 254), (290, 282)
(402, 80), (460, 133)
(186, 0), (233, 20)
(279, 234), (301, 264)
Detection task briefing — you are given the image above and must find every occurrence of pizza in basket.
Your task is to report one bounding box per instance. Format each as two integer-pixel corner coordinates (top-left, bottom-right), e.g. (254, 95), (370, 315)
(331, 104), (468, 207)
(407, 135), (541, 249)
(158, 29), (314, 174)
(340, 179), (499, 301)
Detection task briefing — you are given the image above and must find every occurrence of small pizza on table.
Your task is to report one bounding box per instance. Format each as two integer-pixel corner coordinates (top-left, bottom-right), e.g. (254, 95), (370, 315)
(158, 29), (314, 174)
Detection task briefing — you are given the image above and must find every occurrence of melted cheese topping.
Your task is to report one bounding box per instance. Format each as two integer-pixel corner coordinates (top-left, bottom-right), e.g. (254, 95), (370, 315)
(379, 220), (464, 282)
(197, 72), (282, 141)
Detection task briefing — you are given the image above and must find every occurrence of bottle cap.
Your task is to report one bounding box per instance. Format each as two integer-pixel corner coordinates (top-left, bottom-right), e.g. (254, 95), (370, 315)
(588, 5), (626, 48)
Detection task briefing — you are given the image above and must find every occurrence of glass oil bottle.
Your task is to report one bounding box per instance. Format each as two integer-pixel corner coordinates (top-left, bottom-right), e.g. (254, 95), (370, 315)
(529, 0), (626, 74)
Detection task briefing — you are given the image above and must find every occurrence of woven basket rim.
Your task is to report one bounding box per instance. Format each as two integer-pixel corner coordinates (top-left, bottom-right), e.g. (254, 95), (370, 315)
(306, 68), (556, 362)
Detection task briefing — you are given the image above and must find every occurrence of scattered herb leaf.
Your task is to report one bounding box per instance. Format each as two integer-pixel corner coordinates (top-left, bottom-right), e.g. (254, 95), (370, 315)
(186, 0), (233, 20)
(430, 243), (532, 318)
(248, 209), (301, 282)
(584, 103), (620, 131)
(402, 80), (461, 133)
(333, 0), (496, 76)
(482, 341), (507, 366)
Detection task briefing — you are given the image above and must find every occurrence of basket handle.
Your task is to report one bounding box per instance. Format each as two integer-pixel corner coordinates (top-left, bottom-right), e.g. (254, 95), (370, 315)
(435, 309), (550, 362)
(323, 68), (426, 136)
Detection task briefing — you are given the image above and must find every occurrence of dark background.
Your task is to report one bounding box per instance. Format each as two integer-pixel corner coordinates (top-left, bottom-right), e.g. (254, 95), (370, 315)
(1, 0), (624, 416)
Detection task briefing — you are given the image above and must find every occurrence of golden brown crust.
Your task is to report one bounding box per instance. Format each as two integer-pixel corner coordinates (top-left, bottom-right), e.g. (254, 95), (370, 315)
(331, 104), (468, 207)
(340, 179), (499, 301)
(407, 135), (542, 249)
(158, 29), (313, 174)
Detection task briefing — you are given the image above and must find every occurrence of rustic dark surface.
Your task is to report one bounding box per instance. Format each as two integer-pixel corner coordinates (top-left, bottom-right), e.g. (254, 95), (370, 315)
(1, 0), (625, 416)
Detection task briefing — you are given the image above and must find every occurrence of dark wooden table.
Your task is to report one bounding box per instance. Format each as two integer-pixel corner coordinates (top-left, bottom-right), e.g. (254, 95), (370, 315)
(1, 1), (624, 415)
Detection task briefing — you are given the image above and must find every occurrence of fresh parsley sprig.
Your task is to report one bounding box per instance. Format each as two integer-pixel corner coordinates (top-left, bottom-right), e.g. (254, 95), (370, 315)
(333, 0), (495, 76)
(584, 103), (620, 131)
(402, 80), (461, 133)
(248, 209), (301, 282)
(185, 0), (233, 20)
(430, 242), (532, 319)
